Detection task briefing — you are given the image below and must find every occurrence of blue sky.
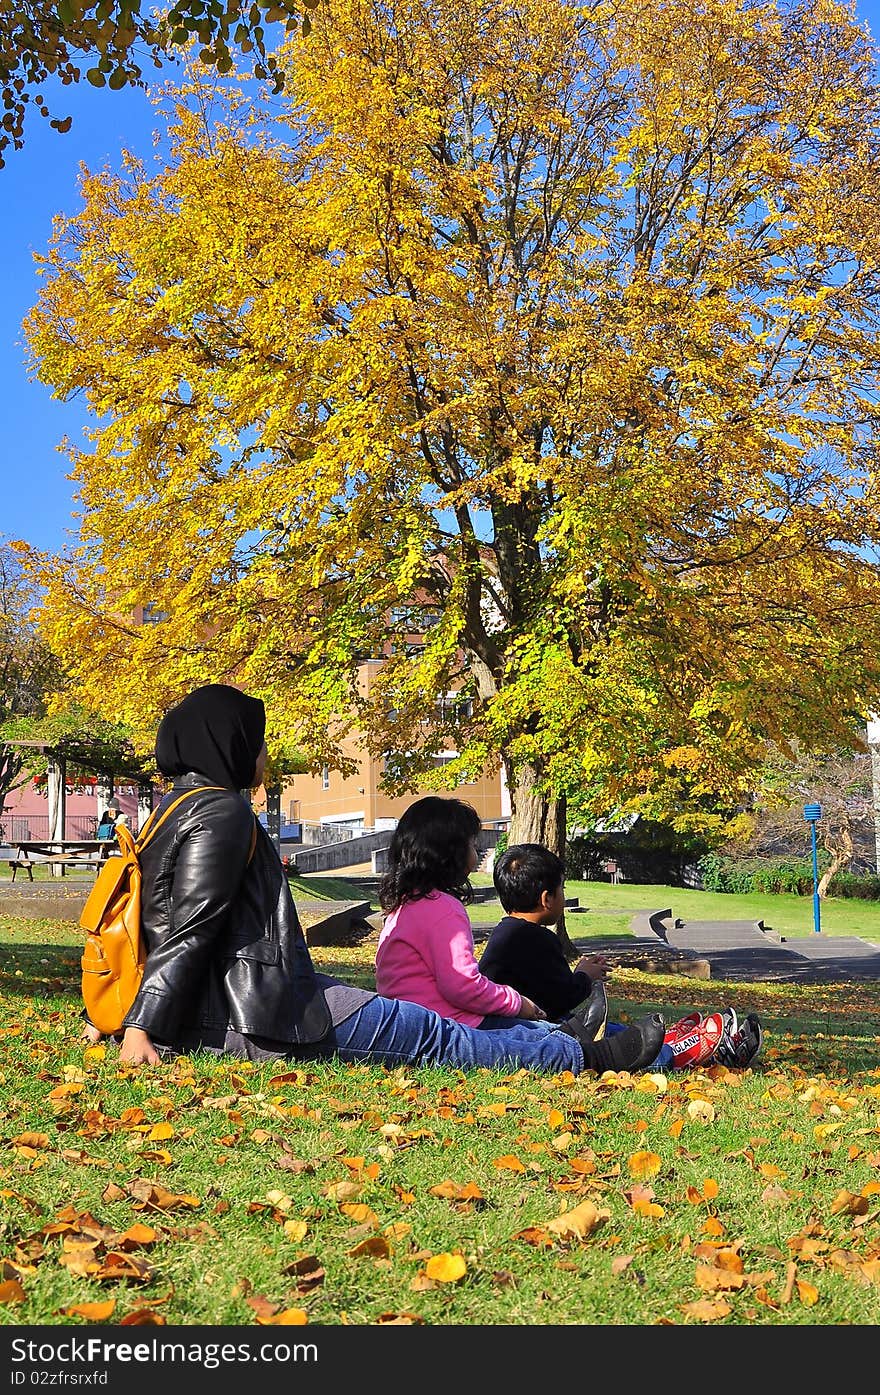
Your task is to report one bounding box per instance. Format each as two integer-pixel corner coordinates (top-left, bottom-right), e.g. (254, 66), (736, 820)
(1, 3), (879, 557)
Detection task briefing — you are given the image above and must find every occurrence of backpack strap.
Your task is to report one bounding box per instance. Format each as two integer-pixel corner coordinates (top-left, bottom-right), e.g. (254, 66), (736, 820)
(135, 786), (227, 853)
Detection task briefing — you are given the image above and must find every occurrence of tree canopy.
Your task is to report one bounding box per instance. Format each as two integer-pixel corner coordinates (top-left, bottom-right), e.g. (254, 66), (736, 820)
(23, 0), (880, 848)
(0, 0), (316, 168)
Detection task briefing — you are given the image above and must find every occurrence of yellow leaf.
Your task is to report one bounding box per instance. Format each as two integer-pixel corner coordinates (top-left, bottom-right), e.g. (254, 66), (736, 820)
(148, 1122), (174, 1141)
(627, 1151), (662, 1179)
(687, 1100), (716, 1124)
(632, 1199), (665, 1218)
(283, 1220), (308, 1243)
(424, 1253), (467, 1283)
(796, 1279), (820, 1307)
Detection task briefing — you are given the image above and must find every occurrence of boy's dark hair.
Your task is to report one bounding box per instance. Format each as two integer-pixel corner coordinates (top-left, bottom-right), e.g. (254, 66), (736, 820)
(379, 795), (483, 911)
(493, 843), (565, 914)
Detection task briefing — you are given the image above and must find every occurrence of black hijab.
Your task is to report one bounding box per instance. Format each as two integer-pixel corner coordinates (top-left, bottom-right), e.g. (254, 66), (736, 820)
(155, 684), (267, 791)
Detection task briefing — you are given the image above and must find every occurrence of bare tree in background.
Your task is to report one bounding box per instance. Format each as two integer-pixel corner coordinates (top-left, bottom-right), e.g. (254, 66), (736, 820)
(0, 540), (58, 824)
(724, 745), (876, 897)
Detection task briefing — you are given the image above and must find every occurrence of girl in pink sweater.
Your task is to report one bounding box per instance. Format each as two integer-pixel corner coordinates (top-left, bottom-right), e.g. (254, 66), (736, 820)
(375, 796), (546, 1027)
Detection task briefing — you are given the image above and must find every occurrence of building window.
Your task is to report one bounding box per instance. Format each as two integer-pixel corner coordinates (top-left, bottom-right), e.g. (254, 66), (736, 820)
(321, 766), (330, 790)
(141, 602), (168, 625)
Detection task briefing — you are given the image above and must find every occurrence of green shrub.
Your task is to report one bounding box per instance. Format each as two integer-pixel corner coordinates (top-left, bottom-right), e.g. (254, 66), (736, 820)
(698, 853), (821, 896)
(826, 871), (880, 900)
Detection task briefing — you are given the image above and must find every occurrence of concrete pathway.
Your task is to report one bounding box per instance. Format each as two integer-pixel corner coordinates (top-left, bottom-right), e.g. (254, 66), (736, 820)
(658, 915), (880, 984)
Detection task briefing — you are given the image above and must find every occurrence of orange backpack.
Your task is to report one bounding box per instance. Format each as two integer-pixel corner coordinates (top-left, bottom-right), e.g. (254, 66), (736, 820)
(79, 787), (255, 1036)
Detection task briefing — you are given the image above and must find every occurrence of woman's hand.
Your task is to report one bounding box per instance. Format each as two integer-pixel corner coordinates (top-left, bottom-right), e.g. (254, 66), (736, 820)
(519, 996), (548, 1021)
(119, 1027), (162, 1066)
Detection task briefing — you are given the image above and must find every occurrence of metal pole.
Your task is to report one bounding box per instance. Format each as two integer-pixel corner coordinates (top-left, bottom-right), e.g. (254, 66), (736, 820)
(810, 820), (821, 935)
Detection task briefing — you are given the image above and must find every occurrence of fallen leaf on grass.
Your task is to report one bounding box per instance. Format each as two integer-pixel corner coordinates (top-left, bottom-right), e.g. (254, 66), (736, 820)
(546, 1199), (609, 1239)
(59, 1301), (116, 1321)
(632, 1199), (665, 1219)
(512, 1227), (554, 1248)
(829, 1191), (869, 1217)
(424, 1253), (467, 1283)
(681, 1298), (731, 1322)
(375, 1312), (425, 1324)
(687, 1179), (719, 1204)
(256, 1309), (309, 1325)
(492, 1154), (525, 1173)
(696, 1264), (744, 1292)
(348, 1236), (391, 1259)
(611, 1255), (634, 1276)
(0, 1280), (26, 1304)
(11, 1132), (50, 1149)
(340, 1203), (379, 1226)
(797, 1279), (820, 1306)
(120, 1309), (166, 1326)
(627, 1151), (662, 1179)
(687, 1101), (716, 1125)
(281, 1256), (325, 1292)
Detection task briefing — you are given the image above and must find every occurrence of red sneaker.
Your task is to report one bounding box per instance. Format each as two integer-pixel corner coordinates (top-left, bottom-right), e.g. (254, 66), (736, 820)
(663, 1011), (728, 1070)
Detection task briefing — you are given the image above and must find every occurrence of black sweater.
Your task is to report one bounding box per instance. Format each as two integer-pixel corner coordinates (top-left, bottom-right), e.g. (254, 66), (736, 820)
(477, 916), (590, 1021)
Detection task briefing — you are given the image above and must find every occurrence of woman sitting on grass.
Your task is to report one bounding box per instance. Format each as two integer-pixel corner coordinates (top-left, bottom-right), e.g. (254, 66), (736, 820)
(93, 682), (664, 1078)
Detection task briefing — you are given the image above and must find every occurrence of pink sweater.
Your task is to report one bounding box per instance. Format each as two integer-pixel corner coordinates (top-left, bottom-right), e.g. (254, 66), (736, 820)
(375, 890), (523, 1027)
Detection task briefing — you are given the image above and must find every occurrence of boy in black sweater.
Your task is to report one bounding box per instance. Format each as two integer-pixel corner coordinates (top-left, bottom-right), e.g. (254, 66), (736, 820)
(479, 843), (608, 1023)
(479, 843), (765, 1070)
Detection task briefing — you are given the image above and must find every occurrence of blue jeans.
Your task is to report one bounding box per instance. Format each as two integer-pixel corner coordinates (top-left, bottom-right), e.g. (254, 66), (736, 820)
(293, 995), (585, 1073)
(479, 1015), (675, 1072)
(606, 1021), (674, 1071)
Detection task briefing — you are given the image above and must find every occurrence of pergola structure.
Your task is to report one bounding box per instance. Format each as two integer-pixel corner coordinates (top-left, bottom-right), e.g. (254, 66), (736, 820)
(5, 738), (157, 847)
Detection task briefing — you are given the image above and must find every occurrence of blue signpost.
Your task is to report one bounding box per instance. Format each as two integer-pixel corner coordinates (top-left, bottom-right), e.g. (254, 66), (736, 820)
(803, 802), (822, 934)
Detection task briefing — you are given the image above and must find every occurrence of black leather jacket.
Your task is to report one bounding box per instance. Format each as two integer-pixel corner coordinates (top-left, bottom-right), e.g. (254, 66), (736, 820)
(123, 774), (331, 1048)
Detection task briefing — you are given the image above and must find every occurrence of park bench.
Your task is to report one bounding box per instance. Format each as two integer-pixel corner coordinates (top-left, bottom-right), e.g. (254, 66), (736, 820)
(8, 842), (109, 881)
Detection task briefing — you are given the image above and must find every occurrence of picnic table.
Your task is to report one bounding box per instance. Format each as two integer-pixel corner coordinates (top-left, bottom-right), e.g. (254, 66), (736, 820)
(7, 840), (111, 882)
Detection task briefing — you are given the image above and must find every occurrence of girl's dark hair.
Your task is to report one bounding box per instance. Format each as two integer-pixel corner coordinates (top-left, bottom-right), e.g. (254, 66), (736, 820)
(378, 796), (483, 911)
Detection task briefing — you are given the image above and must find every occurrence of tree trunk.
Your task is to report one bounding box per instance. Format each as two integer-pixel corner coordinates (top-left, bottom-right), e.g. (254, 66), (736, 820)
(817, 826), (853, 898)
(507, 762), (576, 958)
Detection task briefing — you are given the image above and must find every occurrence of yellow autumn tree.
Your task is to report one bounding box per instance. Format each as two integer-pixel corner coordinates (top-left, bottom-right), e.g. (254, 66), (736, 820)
(23, 0), (880, 853)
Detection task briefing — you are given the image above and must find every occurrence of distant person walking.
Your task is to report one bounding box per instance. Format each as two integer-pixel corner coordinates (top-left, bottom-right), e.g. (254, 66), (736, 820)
(96, 804), (120, 841)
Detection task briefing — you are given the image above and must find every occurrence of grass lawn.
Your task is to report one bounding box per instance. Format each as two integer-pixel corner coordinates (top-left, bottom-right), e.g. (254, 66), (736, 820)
(466, 875), (880, 941)
(3, 911), (880, 1328)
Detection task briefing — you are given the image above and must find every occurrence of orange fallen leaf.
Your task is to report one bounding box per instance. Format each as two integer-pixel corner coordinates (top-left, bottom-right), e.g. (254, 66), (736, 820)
(11, 1132), (50, 1149)
(681, 1298), (731, 1321)
(546, 1199), (610, 1239)
(256, 1309), (309, 1325)
(492, 1154), (526, 1173)
(119, 1309), (166, 1326)
(0, 1280), (26, 1304)
(829, 1191), (869, 1217)
(59, 1301), (116, 1322)
(632, 1199), (665, 1219)
(340, 1203), (379, 1226)
(627, 1151), (662, 1179)
(349, 1235), (391, 1259)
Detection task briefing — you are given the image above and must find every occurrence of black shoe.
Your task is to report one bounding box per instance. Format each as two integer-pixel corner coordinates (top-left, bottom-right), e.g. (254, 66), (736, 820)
(578, 1014), (666, 1075)
(561, 980), (608, 1042)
